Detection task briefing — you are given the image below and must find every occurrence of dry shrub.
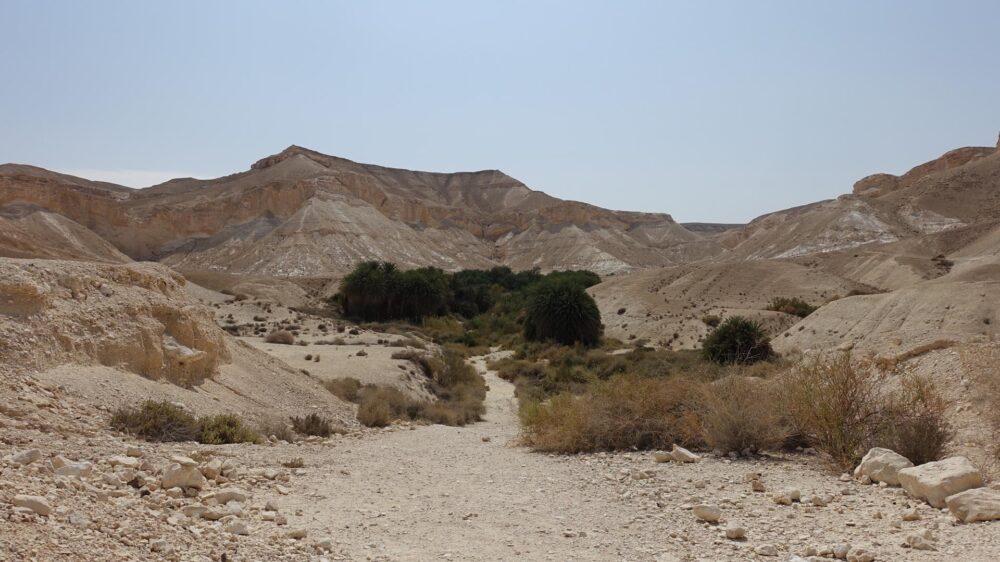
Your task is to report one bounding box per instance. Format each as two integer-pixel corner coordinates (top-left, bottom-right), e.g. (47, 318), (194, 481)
(290, 412), (336, 437)
(783, 355), (888, 469)
(357, 387), (416, 427)
(878, 374), (953, 465)
(199, 414), (261, 445)
(387, 337), (427, 349)
(391, 350), (436, 377)
(694, 376), (788, 454)
(282, 457), (305, 468)
(256, 418), (297, 442)
(520, 375), (701, 453)
(111, 400), (200, 442)
(265, 330), (295, 345)
(325, 377), (364, 403)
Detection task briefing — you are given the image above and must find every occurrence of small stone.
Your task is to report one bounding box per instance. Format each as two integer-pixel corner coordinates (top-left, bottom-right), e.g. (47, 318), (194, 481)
(854, 448), (913, 486)
(288, 528), (308, 539)
(223, 519), (249, 535)
(847, 547), (876, 562)
(201, 458), (223, 480)
(832, 543), (850, 559)
(754, 543), (778, 556)
(901, 507), (921, 521)
(751, 479), (766, 493)
(11, 449), (42, 466)
(214, 487), (249, 505)
(692, 504), (721, 523)
(905, 532), (936, 551)
(108, 456), (140, 469)
(12, 495), (51, 516)
(669, 444), (699, 463)
(150, 539), (171, 553)
(126, 446), (143, 457)
(724, 523), (745, 540)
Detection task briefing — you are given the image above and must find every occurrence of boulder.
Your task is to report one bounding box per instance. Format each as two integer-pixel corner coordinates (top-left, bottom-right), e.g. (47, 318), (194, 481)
(945, 487), (1000, 523)
(854, 448), (912, 486)
(897, 457), (983, 508)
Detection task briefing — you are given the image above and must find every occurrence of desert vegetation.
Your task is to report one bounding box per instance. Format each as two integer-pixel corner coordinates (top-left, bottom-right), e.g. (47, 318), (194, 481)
(701, 316), (773, 365)
(326, 349), (485, 427)
(499, 341), (952, 470)
(766, 296), (817, 318)
(111, 401), (261, 444)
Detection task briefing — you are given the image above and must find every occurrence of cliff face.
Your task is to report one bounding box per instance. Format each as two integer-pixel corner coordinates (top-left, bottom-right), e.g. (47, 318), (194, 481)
(0, 147), (723, 275)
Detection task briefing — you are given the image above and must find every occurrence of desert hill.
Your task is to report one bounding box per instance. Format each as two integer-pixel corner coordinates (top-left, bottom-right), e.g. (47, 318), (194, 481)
(591, 135), (1000, 350)
(0, 146), (723, 276)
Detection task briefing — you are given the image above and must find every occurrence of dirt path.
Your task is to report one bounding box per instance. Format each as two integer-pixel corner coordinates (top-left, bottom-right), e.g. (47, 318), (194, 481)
(273, 353), (1000, 562)
(283, 351), (675, 561)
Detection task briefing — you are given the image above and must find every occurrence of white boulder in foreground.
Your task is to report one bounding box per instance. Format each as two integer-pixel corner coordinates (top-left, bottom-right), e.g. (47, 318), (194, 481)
(854, 447), (912, 486)
(945, 487), (1000, 523)
(897, 456), (983, 508)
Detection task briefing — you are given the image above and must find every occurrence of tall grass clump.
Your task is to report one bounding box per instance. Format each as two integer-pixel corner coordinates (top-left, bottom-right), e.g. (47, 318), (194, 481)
(199, 414), (261, 444)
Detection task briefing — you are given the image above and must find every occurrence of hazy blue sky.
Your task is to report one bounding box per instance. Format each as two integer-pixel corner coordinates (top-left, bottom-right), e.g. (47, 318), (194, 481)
(2, 1), (998, 222)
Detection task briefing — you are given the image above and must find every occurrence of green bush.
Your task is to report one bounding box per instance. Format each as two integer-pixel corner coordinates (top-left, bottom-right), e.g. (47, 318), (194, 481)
(111, 400), (199, 442)
(702, 317), (773, 364)
(199, 414), (261, 444)
(523, 280), (602, 347)
(766, 297), (817, 318)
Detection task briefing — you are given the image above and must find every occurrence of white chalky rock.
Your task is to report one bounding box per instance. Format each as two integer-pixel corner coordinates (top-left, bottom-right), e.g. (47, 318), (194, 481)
(754, 544), (778, 556)
(945, 487), (1000, 523)
(854, 448), (913, 486)
(670, 444), (699, 463)
(897, 457), (983, 508)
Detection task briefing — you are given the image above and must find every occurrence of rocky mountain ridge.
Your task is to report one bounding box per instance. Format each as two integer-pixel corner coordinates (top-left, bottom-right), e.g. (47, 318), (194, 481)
(0, 146), (721, 276)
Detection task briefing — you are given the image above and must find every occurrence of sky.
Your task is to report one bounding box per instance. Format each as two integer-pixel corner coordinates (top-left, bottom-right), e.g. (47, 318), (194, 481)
(2, 1), (999, 223)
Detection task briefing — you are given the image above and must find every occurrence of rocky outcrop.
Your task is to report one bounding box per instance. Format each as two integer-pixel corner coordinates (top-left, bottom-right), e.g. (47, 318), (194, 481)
(0, 259), (229, 384)
(853, 146), (995, 197)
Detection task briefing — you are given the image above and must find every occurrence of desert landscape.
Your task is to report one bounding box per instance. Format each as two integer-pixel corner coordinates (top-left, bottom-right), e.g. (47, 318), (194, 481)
(2, 134), (1000, 562)
(4, 3), (1000, 561)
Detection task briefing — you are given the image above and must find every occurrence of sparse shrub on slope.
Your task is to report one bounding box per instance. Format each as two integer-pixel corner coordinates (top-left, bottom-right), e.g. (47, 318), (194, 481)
(702, 316), (773, 365)
(524, 280), (603, 348)
(111, 400), (200, 442)
(290, 412), (337, 437)
(324, 377), (364, 403)
(265, 330), (295, 344)
(199, 414), (261, 444)
(766, 296), (817, 318)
